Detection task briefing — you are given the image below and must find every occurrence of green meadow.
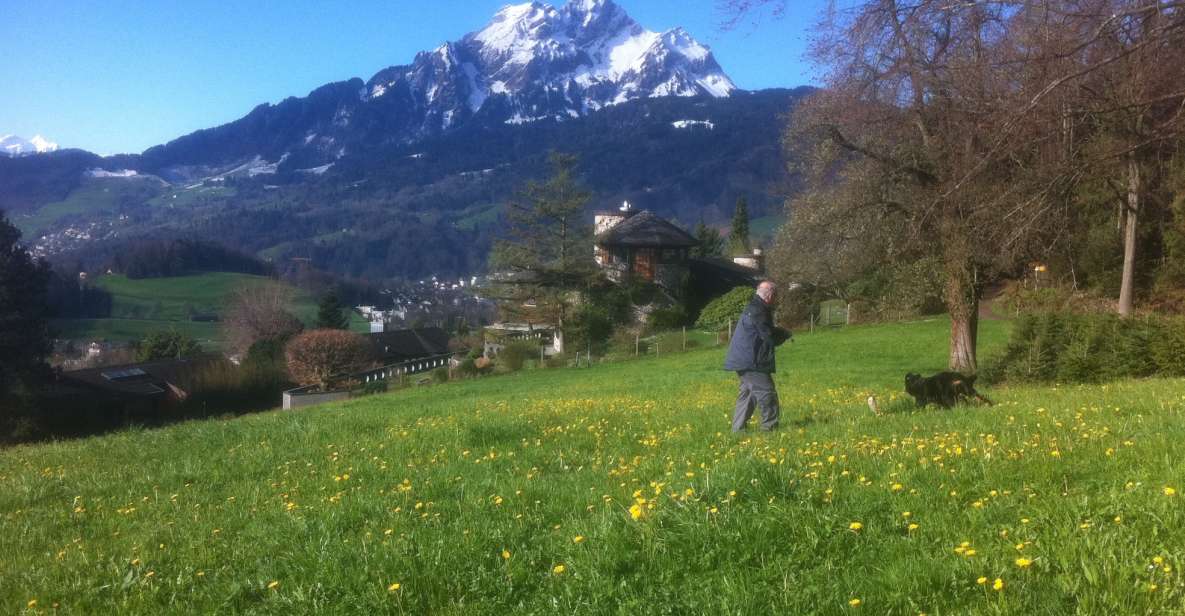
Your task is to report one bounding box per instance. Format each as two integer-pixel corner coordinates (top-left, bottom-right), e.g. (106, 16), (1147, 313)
(3, 318), (1183, 614)
(52, 272), (368, 347)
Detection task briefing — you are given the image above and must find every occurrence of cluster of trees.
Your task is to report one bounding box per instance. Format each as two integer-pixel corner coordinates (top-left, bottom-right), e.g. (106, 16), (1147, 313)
(0, 211), (52, 436)
(112, 239), (275, 279)
(728, 0), (1185, 372)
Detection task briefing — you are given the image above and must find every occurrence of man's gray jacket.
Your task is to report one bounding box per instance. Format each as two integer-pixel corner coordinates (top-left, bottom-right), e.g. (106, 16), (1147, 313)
(723, 295), (791, 374)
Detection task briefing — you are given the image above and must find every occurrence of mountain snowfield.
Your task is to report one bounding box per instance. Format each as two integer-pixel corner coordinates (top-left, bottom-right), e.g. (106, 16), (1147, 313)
(0, 134), (59, 157)
(362, 0), (735, 130)
(127, 0), (739, 182)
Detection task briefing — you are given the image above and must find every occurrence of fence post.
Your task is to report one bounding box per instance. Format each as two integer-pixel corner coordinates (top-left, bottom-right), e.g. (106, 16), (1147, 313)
(810, 312), (815, 334)
(846, 303), (852, 325)
(635, 333), (639, 357)
(682, 326), (686, 351)
(728, 319), (732, 342)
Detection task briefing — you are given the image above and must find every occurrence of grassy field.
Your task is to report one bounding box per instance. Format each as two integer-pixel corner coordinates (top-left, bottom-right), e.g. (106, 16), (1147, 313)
(4, 318), (1184, 614)
(53, 272), (369, 347)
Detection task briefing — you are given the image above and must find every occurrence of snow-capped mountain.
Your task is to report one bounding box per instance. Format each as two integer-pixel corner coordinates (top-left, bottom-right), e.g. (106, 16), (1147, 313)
(137, 0), (737, 179)
(364, 0), (736, 125)
(1, 134), (59, 157)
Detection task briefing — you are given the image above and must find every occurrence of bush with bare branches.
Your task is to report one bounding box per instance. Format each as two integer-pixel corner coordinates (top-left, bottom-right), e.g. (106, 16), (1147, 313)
(284, 329), (374, 390)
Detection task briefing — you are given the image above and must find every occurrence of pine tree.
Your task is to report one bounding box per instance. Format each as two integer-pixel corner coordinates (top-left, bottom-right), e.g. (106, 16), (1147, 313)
(729, 196), (751, 256)
(692, 221), (725, 258)
(316, 291), (350, 330)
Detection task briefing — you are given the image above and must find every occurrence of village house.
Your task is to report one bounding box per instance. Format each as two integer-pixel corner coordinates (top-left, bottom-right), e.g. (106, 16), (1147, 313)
(593, 202), (698, 289)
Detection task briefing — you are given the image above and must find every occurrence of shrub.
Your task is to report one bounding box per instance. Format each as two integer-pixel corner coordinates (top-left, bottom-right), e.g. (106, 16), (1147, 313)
(499, 341), (537, 372)
(433, 367), (450, 383)
(695, 287), (754, 330)
(985, 312), (1183, 384)
(457, 358), (479, 378)
(648, 306), (688, 331)
(137, 330), (202, 362)
(567, 305), (613, 353)
(1149, 316), (1185, 376)
(285, 329), (373, 390)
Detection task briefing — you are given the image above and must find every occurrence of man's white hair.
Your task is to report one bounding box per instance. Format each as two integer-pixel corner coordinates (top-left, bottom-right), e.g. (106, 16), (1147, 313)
(756, 280), (777, 302)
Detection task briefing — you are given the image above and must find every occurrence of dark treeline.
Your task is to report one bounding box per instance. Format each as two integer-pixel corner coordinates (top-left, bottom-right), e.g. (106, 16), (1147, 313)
(111, 239), (276, 279)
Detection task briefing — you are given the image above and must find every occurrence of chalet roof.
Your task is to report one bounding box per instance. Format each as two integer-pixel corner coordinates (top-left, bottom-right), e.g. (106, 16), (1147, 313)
(595, 210), (698, 249)
(366, 327), (450, 363)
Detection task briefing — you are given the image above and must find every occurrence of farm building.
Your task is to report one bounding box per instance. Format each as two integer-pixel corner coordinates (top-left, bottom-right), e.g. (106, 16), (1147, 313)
(593, 203), (698, 289)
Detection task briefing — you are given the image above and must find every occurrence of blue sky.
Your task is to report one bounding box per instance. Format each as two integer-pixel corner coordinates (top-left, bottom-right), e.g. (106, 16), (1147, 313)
(0, 0), (823, 156)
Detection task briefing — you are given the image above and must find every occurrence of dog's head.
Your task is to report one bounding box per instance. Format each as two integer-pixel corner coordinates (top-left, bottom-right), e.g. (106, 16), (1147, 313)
(904, 373), (923, 396)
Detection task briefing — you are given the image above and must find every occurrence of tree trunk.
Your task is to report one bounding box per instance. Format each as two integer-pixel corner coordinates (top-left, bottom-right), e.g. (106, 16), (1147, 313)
(944, 259), (980, 374)
(1118, 156), (1140, 317)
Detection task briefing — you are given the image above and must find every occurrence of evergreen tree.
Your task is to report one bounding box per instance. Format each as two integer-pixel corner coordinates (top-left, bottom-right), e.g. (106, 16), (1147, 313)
(316, 291), (350, 330)
(137, 330), (202, 362)
(692, 221), (725, 258)
(729, 196), (751, 256)
(0, 210), (52, 412)
(488, 152), (594, 353)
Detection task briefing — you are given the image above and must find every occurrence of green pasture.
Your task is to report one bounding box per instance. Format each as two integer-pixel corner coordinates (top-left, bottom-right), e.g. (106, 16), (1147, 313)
(4, 317), (1183, 613)
(54, 272), (367, 346)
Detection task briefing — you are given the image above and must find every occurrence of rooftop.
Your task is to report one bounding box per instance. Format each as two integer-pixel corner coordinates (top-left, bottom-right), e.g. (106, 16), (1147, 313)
(595, 210), (697, 248)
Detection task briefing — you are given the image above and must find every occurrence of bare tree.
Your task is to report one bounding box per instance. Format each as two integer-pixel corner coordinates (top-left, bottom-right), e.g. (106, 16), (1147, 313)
(285, 330), (373, 390)
(730, 0), (1185, 370)
(223, 281), (304, 356)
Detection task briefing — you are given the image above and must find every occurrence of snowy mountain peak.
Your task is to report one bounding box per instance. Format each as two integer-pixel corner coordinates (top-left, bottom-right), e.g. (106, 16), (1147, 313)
(446, 0), (735, 117)
(1, 134), (59, 157)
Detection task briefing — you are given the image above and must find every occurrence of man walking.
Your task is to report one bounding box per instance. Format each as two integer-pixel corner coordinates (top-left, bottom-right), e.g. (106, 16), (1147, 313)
(724, 281), (792, 432)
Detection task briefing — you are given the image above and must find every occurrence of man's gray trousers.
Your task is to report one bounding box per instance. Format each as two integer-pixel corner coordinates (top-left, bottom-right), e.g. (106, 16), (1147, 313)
(732, 371), (780, 432)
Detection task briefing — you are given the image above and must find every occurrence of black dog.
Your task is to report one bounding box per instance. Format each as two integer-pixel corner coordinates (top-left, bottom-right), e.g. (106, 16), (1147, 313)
(904, 372), (992, 408)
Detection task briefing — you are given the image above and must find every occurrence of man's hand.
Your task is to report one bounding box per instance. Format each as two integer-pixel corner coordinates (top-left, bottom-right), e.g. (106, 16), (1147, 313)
(772, 327), (792, 346)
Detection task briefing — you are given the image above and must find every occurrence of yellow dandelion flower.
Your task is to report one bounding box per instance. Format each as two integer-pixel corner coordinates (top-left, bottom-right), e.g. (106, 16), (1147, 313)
(573, 535), (585, 544)
(976, 577), (988, 585)
(992, 578), (1004, 591)
(267, 581), (280, 590)
(1015, 557), (1032, 568)
(1164, 486), (1177, 496)
(387, 582), (401, 592)
(629, 504), (645, 520)
(848, 522), (863, 531)
(907, 523), (919, 532)
(502, 549), (511, 560)
(1153, 556), (1164, 565)
(848, 598), (862, 607)
(552, 564), (566, 575)
(27, 600), (37, 608)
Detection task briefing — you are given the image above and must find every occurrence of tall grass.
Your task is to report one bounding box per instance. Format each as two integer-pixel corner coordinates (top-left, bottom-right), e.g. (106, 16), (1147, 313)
(2, 317), (1183, 614)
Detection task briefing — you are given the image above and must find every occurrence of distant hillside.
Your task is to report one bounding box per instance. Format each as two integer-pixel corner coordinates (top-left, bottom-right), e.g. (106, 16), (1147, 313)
(7, 88), (806, 280)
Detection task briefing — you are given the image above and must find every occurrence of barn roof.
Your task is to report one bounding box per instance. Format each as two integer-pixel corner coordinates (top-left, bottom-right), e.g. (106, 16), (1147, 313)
(595, 211), (698, 248)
